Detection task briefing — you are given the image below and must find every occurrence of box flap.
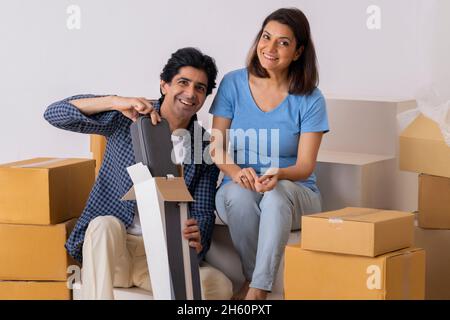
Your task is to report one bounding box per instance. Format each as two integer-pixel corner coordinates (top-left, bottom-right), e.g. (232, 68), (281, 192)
(123, 163), (154, 200)
(154, 177), (194, 202)
(312, 207), (378, 219)
(317, 150), (394, 166)
(122, 187), (136, 201)
(123, 163), (193, 202)
(382, 247), (423, 259)
(400, 115), (444, 142)
(0, 158), (93, 169)
(310, 207), (413, 223)
(288, 244), (422, 259)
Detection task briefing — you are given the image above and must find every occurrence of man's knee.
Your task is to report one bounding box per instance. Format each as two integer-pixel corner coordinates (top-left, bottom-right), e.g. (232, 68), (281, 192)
(85, 215), (124, 239)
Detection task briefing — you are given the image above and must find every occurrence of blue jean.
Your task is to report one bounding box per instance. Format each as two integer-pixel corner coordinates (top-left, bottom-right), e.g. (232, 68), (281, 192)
(215, 180), (322, 291)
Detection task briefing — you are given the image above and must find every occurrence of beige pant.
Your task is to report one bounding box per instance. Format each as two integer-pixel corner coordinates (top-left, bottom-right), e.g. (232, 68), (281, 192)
(81, 216), (232, 300)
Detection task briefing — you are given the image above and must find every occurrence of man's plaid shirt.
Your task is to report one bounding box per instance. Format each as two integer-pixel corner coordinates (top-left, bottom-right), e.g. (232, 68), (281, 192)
(44, 95), (220, 263)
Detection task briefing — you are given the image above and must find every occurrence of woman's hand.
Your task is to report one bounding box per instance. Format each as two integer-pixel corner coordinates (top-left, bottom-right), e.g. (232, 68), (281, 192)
(111, 96), (161, 124)
(232, 167), (259, 191)
(183, 218), (202, 254)
(255, 168), (280, 193)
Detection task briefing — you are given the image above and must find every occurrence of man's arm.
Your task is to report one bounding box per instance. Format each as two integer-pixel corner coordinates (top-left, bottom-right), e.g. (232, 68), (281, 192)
(69, 96), (116, 115)
(43, 95), (160, 137)
(188, 164), (221, 260)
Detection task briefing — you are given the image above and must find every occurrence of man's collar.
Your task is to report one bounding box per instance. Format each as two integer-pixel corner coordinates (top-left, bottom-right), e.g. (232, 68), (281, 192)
(153, 99), (161, 112)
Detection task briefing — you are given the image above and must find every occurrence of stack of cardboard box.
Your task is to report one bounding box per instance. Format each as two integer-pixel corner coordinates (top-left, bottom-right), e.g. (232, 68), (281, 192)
(284, 207), (425, 300)
(399, 114), (450, 299)
(0, 158), (95, 300)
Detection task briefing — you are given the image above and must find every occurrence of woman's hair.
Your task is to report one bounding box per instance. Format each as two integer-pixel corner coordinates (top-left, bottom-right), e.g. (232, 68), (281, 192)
(247, 8), (319, 95)
(160, 47), (218, 99)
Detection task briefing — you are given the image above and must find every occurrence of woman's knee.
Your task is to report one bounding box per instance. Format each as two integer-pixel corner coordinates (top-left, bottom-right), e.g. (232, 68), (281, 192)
(260, 181), (293, 209)
(217, 184), (260, 214)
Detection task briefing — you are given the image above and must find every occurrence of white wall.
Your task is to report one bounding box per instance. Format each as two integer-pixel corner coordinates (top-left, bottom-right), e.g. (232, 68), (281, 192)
(431, 0), (450, 100)
(0, 0), (448, 164)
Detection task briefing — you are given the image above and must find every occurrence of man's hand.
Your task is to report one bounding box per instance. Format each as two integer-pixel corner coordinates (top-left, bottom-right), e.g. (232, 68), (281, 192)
(183, 218), (202, 254)
(111, 96), (161, 124)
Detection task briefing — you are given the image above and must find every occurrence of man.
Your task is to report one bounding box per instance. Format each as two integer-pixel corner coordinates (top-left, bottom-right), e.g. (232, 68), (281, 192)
(44, 47), (232, 300)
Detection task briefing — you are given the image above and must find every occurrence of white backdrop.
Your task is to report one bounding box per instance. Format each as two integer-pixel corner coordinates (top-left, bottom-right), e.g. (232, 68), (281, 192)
(0, 0), (448, 163)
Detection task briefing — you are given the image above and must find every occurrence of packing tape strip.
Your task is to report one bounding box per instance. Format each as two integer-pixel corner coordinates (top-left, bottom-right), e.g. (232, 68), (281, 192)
(402, 250), (412, 300)
(328, 208), (381, 223)
(12, 158), (67, 168)
(328, 218), (344, 224)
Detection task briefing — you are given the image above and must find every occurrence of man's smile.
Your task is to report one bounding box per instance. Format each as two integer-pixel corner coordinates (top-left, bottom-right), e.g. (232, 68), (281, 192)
(178, 98), (195, 107)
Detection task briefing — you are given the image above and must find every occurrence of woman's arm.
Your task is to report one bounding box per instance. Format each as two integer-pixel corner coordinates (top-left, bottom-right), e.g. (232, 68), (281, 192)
(278, 132), (323, 181)
(210, 116), (258, 190)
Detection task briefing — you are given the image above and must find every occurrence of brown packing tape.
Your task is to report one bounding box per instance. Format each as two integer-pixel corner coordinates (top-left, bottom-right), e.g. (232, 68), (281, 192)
(322, 207), (383, 221)
(328, 209), (413, 225)
(327, 208), (380, 223)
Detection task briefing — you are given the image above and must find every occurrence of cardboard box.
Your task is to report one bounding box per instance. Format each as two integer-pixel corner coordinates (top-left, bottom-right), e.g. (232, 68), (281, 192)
(123, 163), (200, 300)
(399, 115), (450, 178)
(321, 99), (418, 213)
(0, 219), (78, 281)
(316, 151), (396, 212)
(73, 286), (153, 300)
(414, 222), (450, 299)
(285, 244), (425, 300)
(301, 207), (415, 257)
(90, 134), (106, 177)
(418, 174), (450, 229)
(0, 281), (71, 300)
(0, 157), (95, 225)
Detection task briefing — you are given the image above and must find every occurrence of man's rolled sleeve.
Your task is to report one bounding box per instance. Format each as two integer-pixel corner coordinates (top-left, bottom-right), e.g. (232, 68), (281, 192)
(43, 94), (121, 137)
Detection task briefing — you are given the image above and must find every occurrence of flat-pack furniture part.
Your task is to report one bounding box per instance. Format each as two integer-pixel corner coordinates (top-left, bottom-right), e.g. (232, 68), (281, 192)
(126, 116), (201, 300)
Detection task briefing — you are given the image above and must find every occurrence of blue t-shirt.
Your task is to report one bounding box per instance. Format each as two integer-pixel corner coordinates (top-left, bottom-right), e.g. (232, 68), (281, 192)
(209, 68), (329, 193)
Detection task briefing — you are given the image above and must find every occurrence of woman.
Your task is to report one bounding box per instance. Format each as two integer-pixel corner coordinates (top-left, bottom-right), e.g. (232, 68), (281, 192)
(209, 8), (329, 300)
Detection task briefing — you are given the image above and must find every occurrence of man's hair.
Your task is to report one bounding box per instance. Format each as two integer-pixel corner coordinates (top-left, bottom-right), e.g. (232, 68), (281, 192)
(247, 8), (319, 96)
(160, 47), (218, 97)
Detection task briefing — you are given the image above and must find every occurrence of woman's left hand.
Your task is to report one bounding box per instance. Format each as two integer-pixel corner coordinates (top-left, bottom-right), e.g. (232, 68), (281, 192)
(183, 218), (202, 254)
(255, 168), (279, 193)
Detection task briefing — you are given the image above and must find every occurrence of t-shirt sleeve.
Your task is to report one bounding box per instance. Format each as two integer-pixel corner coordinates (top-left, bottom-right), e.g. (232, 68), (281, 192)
(208, 75), (234, 119)
(300, 94), (330, 134)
